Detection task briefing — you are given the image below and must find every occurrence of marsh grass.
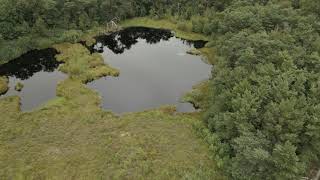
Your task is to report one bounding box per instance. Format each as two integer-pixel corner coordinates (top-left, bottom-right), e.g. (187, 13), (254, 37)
(54, 43), (119, 82)
(14, 82), (24, 91)
(199, 47), (216, 65)
(0, 96), (221, 179)
(0, 76), (9, 95)
(187, 48), (202, 56)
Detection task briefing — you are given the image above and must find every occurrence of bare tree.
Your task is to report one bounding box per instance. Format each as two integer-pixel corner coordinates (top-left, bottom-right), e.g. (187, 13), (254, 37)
(106, 17), (120, 31)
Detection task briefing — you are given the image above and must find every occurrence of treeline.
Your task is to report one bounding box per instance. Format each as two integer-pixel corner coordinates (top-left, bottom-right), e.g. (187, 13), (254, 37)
(0, 0), (135, 63)
(197, 0), (320, 179)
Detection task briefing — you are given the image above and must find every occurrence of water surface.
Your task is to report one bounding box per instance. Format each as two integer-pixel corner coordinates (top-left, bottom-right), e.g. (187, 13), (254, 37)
(0, 27), (211, 113)
(88, 27), (212, 113)
(0, 49), (66, 111)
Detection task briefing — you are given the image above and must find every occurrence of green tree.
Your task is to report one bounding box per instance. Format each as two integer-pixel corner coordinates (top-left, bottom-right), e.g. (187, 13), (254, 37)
(32, 17), (48, 36)
(78, 13), (91, 31)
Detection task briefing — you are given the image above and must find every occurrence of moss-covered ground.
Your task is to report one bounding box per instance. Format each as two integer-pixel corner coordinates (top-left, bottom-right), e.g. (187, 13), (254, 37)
(0, 19), (220, 179)
(0, 96), (220, 179)
(0, 76), (9, 95)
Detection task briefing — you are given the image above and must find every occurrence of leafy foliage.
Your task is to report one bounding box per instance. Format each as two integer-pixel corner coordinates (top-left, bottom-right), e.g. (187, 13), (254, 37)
(199, 1), (320, 179)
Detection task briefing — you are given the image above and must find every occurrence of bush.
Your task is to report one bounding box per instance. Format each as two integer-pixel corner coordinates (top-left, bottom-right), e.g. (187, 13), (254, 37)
(177, 22), (188, 31)
(203, 23), (213, 35)
(61, 30), (82, 43)
(191, 17), (207, 33)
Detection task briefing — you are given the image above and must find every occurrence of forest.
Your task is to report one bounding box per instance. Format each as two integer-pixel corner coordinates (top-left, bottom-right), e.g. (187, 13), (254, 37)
(1, 0), (320, 179)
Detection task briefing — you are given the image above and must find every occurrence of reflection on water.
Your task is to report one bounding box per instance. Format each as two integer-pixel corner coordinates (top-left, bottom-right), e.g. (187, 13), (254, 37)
(0, 27), (211, 113)
(88, 27), (212, 113)
(0, 48), (66, 111)
(0, 49), (61, 80)
(93, 27), (173, 54)
(91, 27), (207, 54)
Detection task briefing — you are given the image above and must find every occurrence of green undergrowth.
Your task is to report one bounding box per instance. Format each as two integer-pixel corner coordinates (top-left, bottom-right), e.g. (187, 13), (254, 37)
(121, 17), (209, 41)
(0, 76), (9, 95)
(0, 40), (222, 178)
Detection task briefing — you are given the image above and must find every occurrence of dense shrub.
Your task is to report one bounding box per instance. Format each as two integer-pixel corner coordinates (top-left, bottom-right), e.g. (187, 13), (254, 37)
(202, 1), (320, 179)
(177, 22), (189, 31)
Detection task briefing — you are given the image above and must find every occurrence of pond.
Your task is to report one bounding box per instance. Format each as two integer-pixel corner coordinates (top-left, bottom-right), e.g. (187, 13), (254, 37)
(88, 27), (212, 113)
(0, 27), (211, 113)
(0, 49), (66, 111)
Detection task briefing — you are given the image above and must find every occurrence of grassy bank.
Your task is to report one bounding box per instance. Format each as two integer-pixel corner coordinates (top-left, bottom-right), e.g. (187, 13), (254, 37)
(199, 47), (216, 65)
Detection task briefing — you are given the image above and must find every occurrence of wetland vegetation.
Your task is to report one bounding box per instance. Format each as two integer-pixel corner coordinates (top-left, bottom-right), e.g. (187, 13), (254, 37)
(1, 0), (320, 179)
(0, 30), (217, 179)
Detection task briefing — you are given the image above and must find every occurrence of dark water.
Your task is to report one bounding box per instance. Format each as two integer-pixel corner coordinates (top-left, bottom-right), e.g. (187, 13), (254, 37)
(0, 49), (66, 111)
(88, 27), (212, 113)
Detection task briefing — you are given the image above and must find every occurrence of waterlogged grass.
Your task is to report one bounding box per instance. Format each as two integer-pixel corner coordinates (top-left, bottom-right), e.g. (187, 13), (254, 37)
(54, 43), (119, 82)
(0, 42), (223, 179)
(14, 82), (24, 91)
(0, 76), (9, 95)
(199, 47), (216, 65)
(121, 17), (209, 41)
(187, 48), (202, 56)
